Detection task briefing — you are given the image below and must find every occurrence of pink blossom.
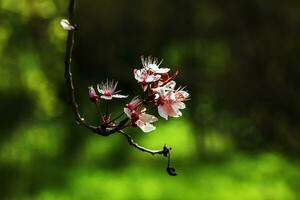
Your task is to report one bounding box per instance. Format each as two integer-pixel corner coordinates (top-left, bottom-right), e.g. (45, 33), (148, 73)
(134, 56), (170, 90)
(134, 68), (161, 83)
(97, 80), (128, 100)
(154, 81), (189, 120)
(124, 97), (158, 132)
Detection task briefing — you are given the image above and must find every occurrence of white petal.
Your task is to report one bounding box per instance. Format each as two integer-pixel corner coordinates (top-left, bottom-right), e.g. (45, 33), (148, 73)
(148, 64), (159, 71)
(145, 76), (154, 82)
(145, 74), (161, 83)
(124, 108), (132, 118)
(169, 92), (176, 101)
(101, 95), (112, 100)
(152, 86), (165, 97)
(171, 104), (182, 117)
(158, 106), (168, 120)
(178, 90), (189, 99)
(176, 102), (186, 109)
(156, 68), (170, 73)
(112, 94), (128, 98)
(165, 81), (176, 91)
(134, 69), (143, 82)
(139, 113), (158, 123)
(138, 121), (156, 133)
(97, 84), (104, 94)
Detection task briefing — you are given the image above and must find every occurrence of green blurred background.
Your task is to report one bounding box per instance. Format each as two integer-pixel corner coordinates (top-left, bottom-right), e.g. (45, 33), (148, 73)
(1, 0), (300, 199)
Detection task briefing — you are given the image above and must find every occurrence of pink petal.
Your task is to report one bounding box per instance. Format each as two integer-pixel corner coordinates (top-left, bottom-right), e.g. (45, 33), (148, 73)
(158, 105), (168, 120)
(165, 104), (178, 117)
(176, 90), (189, 101)
(171, 104), (182, 117)
(139, 113), (158, 123)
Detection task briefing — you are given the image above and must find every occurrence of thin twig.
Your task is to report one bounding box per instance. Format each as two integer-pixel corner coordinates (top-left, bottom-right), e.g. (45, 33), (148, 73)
(95, 103), (102, 118)
(105, 101), (109, 117)
(64, 0), (93, 129)
(118, 130), (170, 156)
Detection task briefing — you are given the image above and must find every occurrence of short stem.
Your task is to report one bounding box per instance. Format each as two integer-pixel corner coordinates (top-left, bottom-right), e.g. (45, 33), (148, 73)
(95, 103), (102, 118)
(109, 112), (125, 123)
(105, 100), (109, 117)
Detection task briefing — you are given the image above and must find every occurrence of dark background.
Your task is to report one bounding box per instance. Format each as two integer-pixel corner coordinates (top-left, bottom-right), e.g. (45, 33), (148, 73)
(0, 0), (300, 199)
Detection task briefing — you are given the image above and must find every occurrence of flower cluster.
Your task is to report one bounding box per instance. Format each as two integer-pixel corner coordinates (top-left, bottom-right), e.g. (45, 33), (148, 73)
(133, 56), (189, 121)
(88, 56), (189, 133)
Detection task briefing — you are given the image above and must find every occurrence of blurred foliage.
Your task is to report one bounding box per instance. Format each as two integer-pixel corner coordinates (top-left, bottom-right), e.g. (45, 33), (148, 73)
(1, 0), (300, 199)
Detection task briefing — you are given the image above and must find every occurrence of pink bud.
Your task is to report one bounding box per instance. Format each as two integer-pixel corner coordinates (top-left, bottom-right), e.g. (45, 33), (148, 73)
(88, 86), (99, 103)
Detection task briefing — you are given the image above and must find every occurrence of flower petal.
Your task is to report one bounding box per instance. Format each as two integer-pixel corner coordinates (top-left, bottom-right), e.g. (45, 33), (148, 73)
(124, 108), (132, 118)
(158, 105), (168, 120)
(137, 121), (156, 132)
(100, 95), (112, 100)
(156, 68), (170, 73)
(97, 84), (104, 94)
(134, 69), (143, 82)
(165, 81), (176, 91)
(145, 74), (161, 83)
(165, 104), (178, 117)
(139, 113), (158, 123)
(112, 94), (128, 98)
(175, 102), (186, 109)
(148, 64), (159, 71)
(171, 104), (182, 117)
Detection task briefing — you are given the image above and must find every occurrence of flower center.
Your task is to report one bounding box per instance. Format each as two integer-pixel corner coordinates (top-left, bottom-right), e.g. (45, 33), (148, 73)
(130, 112), (139, 127)
(104, 90), (112, 96)
(131, 112), (139, 121)
(157, 97), (165, 105)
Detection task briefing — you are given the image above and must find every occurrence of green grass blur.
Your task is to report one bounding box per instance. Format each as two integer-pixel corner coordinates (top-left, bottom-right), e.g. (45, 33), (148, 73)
(1, 0), (300, 199)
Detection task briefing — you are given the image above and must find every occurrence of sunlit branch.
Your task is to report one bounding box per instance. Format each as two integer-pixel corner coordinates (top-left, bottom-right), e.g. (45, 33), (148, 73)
(119, 130), (170, 156)
(119, 130), (177, 175)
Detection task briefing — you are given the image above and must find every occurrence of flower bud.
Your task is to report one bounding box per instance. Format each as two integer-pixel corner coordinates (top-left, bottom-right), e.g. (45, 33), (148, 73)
(60, 19), (75, 31)
(88, 86), (99, 103)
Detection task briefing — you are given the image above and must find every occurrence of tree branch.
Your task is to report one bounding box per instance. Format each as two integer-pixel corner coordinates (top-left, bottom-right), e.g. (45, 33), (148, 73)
(64, 0), (119, 136)
(64, 0), (94, 129)
(63, 0), (177, 175)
